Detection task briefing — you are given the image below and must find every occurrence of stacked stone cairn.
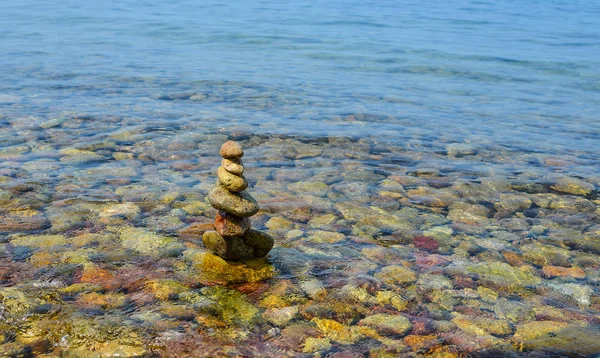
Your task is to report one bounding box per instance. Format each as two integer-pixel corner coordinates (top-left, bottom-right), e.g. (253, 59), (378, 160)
(202, 141), (274, 260)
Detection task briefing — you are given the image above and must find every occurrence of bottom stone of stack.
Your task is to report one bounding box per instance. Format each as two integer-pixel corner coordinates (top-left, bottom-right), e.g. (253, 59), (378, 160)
(202, 229), (274, 260)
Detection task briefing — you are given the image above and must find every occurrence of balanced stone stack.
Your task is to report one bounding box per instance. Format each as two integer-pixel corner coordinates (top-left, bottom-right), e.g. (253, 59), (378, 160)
(203, 141), (274, 260)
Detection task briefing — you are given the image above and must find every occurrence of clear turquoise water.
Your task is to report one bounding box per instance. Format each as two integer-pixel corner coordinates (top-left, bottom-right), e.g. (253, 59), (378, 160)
(1, 1), (600, 356)
(1, 0), (599, 154)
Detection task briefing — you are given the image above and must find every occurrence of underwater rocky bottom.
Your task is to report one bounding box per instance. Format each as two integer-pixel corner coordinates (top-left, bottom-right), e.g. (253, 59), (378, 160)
(0, 120), (599, 357)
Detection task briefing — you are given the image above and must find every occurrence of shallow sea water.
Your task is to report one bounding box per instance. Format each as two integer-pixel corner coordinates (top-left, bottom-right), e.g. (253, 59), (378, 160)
(1, 0), (600, 357)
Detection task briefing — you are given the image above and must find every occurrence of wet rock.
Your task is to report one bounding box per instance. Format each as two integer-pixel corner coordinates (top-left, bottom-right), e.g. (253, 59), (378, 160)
(65, 342), (146, 357)
(185, 251), (275, 283)
(493, 298), (535, 322)
(204, 143), (275, 260)
(222, 157), (244, 175)
(549, 196), (596, 213)
(145, 279), (189, 300)
(76, 292), (127, 309)
(98, 202), (140, 225)
(10, 234), (68, 248)
(143, 214), (186, 232)
(265, 216), (295, 230)
(541, 266), (586, 279)
(548, 283), (592, 307)
(311, 318), (362, 344)
(477, 286), (498, 303)
(413, 236), (439, 253)
(59, 148), (104, 163)
(0, 144), (30, 158)
(374, 265), (417, 286)
(447, 143), (476, 158)
(417, 274), (453, 292)
(303, 337), (332, 353)
(214, 211), (251, 236)
(451, 313), (513, 337)
(512, 321), (600, 355)
(309, 230), (346, 244)
(406, 187), (457, 207)
(307, 213), (338, 228)
(463, 262), (541, 289)
(288, 181), (329, 197)
(280, 140), (323, 159)
(40, 116), (68, 129)
(263, 306), (299, 326)
(202, 231), (254, 260)
(550, 176), (595, 196)
(412, 168), (441, 177)
(0, 213), (50, 233)
(113, 152), (134, 160)
(177, 222), (214, 239)
(244, 229), (275, 258)
(208, 183), (259, 217)
(217, 166), (248, 192)
(336, 202), (415, 232)
(200, 286), (258, 326)
(300, 279), (327, 300)
(403, 334), (440, 352)
(521, 243), (570, 267)
(494, 193), (532, 216)
(115, 226), (175, 255)
(359, 314), (412, 336)
(0, 288), (41, 316)
(376, 291), (409, 311)
(274, 323), (321, 350)
(448, 202), (492, 225)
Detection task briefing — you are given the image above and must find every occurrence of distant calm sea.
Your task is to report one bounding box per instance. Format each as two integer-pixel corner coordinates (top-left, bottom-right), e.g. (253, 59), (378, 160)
(1, 0), (599, 154)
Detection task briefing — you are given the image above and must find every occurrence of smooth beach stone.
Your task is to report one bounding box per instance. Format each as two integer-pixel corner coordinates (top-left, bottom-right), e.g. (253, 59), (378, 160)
(550, 176), (595, 196)
(244, 229), (275, 258)
(214, 211), (251, 236)
(0, 213), (51, 233)
(220, 140), (244, 158)
(186, 251), (275, 283)
(208, 183), (259, 217)
(359, 313), (412, 336)
(217, 166), (248, 192)
(222, 158), (244, 175)
(202, 230), (255, 260)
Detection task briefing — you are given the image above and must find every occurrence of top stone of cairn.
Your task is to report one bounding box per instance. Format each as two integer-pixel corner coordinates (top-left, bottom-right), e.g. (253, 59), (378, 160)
(220, 141), (244, 158)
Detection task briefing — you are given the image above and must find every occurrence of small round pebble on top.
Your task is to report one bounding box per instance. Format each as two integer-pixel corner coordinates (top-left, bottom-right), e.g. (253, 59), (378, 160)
(220, 141), (244, 158)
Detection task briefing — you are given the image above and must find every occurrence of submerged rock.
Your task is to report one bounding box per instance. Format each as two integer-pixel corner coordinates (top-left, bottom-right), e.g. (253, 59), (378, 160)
(512, 322), (600, 356)
(208, 183), (259, 217)
(374, 265), (417, 286)
(185, 251), (275, 283)
(359, 313), (412, 336)
(0, 213), (50, 233)
(462, 262), (541, 289)
(550, 176), (595, 196)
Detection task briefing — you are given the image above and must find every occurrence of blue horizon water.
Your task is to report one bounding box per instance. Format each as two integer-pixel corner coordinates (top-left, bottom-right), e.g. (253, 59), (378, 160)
(1, 0), (599, 154)
(2, 1), (600, 356)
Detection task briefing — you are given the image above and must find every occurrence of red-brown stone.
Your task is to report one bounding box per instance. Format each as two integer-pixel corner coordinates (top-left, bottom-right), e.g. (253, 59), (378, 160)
(413, 236), (439, 253)
(214, 211), (251, 236)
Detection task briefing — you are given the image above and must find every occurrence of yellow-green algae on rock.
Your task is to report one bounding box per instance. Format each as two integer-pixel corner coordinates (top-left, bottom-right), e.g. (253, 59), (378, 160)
(184, 250), (276, 283)
(512, 321), (600, 355)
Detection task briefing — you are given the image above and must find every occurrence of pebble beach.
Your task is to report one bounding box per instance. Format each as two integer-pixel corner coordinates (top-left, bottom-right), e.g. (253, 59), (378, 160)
(1, 0), (600, 356)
